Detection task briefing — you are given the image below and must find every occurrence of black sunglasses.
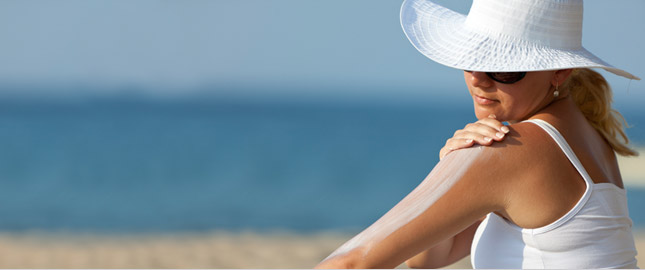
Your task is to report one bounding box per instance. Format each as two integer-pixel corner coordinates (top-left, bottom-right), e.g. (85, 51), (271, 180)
(464, 71), (527, 84)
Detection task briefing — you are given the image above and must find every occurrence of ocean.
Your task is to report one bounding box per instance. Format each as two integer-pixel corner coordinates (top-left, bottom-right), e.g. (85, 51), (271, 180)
(0, 97), (643, 233)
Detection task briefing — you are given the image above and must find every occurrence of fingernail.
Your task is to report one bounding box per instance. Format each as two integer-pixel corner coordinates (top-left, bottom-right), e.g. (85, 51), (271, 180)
(484, 137), (493, 142)
(496, 132), (504, 138)
(466, 139), (473, 143)
(501, 126), (510, 133)
(488, 114), (497, 119)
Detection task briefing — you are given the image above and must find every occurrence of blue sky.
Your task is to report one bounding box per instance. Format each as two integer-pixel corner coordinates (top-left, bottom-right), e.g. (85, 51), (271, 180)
(0, 0), (643, 106)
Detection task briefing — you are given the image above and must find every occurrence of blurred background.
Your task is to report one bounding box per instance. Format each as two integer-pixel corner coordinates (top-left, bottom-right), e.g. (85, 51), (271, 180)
(0, 0), (643, 268)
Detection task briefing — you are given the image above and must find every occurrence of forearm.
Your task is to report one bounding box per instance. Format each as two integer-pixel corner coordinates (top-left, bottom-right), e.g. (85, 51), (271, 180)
(315, 247), (367, 269)
(406, 220), (482, 269)
(406, 237), (454, 268)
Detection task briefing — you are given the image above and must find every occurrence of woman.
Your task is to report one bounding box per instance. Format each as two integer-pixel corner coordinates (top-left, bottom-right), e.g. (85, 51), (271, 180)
(316, 0), (640, 268)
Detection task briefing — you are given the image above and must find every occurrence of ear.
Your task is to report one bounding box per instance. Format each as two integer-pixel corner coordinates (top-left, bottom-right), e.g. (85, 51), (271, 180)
(552, 69), (573, 86)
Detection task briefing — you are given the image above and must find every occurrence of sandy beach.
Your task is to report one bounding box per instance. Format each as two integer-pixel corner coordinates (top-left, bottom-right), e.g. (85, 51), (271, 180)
(0, 230), (344, 268)
(0, 230), (642, 268)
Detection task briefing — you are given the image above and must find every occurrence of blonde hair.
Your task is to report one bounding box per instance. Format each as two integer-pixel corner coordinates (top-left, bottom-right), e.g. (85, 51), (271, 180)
(562, 68), (638, 156)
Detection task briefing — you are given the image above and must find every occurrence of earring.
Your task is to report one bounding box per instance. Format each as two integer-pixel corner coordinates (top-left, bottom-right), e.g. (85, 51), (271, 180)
(553, 84), (560, 98)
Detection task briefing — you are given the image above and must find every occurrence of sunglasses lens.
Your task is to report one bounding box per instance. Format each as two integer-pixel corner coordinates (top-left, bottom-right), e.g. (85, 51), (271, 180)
(488, 72), (527, 84)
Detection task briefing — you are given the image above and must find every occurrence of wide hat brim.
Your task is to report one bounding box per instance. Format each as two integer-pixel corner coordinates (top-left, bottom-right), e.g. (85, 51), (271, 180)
(400, 0), (640, 80)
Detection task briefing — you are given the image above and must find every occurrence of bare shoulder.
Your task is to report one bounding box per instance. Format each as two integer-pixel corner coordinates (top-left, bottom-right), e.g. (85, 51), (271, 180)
(450, 121), (556, 185)
(470, 120), (586, 228)
(445, 121), (572, 210)
(425, 122), (552, 216)
(504, 120), (569, 167)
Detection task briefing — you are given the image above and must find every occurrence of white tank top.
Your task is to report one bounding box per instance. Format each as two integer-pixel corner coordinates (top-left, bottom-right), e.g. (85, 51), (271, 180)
(470, 119), (638, 269)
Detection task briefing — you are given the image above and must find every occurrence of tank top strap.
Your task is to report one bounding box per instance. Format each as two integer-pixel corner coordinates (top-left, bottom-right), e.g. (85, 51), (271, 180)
(522, 119), (595, 187)
(521, 119), (594, 234)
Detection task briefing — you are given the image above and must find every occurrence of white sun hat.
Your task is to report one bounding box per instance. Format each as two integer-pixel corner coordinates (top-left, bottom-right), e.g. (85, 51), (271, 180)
(400, 0), (640, 80)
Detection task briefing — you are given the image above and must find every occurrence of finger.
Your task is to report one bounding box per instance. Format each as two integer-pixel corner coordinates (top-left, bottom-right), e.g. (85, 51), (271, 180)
(440, 138), (475, 159)
(455, 130), (500, 145)
(451, 129), (493, 144)
(477, 118), (510, 134)
(476, 118), (510, 137)
(441, 138), (474, 155)
(445, 138), (476, 149)
(461, 123), (506, 142)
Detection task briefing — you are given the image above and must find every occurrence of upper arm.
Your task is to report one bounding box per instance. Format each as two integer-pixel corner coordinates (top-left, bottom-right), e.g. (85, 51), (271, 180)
(318, 136), (529, 268)
(360, 147), (512, 267)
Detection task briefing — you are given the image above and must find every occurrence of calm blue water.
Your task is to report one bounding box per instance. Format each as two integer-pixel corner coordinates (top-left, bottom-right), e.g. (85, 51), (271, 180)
(0, 97), (643, 233)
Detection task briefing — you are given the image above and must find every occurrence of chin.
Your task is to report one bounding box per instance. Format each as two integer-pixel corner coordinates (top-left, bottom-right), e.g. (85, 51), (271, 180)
(473, 108), (491, 120)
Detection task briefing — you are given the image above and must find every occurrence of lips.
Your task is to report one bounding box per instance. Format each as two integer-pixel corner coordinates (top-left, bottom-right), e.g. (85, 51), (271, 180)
(474, 95), (497, 105)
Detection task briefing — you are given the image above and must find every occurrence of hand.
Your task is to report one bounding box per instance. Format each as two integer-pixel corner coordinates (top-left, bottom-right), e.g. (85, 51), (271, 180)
(439, 114), (509, 160)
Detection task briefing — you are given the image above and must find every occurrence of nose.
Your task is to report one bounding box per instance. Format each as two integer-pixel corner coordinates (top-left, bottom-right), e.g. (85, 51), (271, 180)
(468, 71), (494, 88)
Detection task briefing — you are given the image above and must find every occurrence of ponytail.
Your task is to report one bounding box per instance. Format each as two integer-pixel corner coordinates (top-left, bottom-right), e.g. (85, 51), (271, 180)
(562, 68), (638, 156)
